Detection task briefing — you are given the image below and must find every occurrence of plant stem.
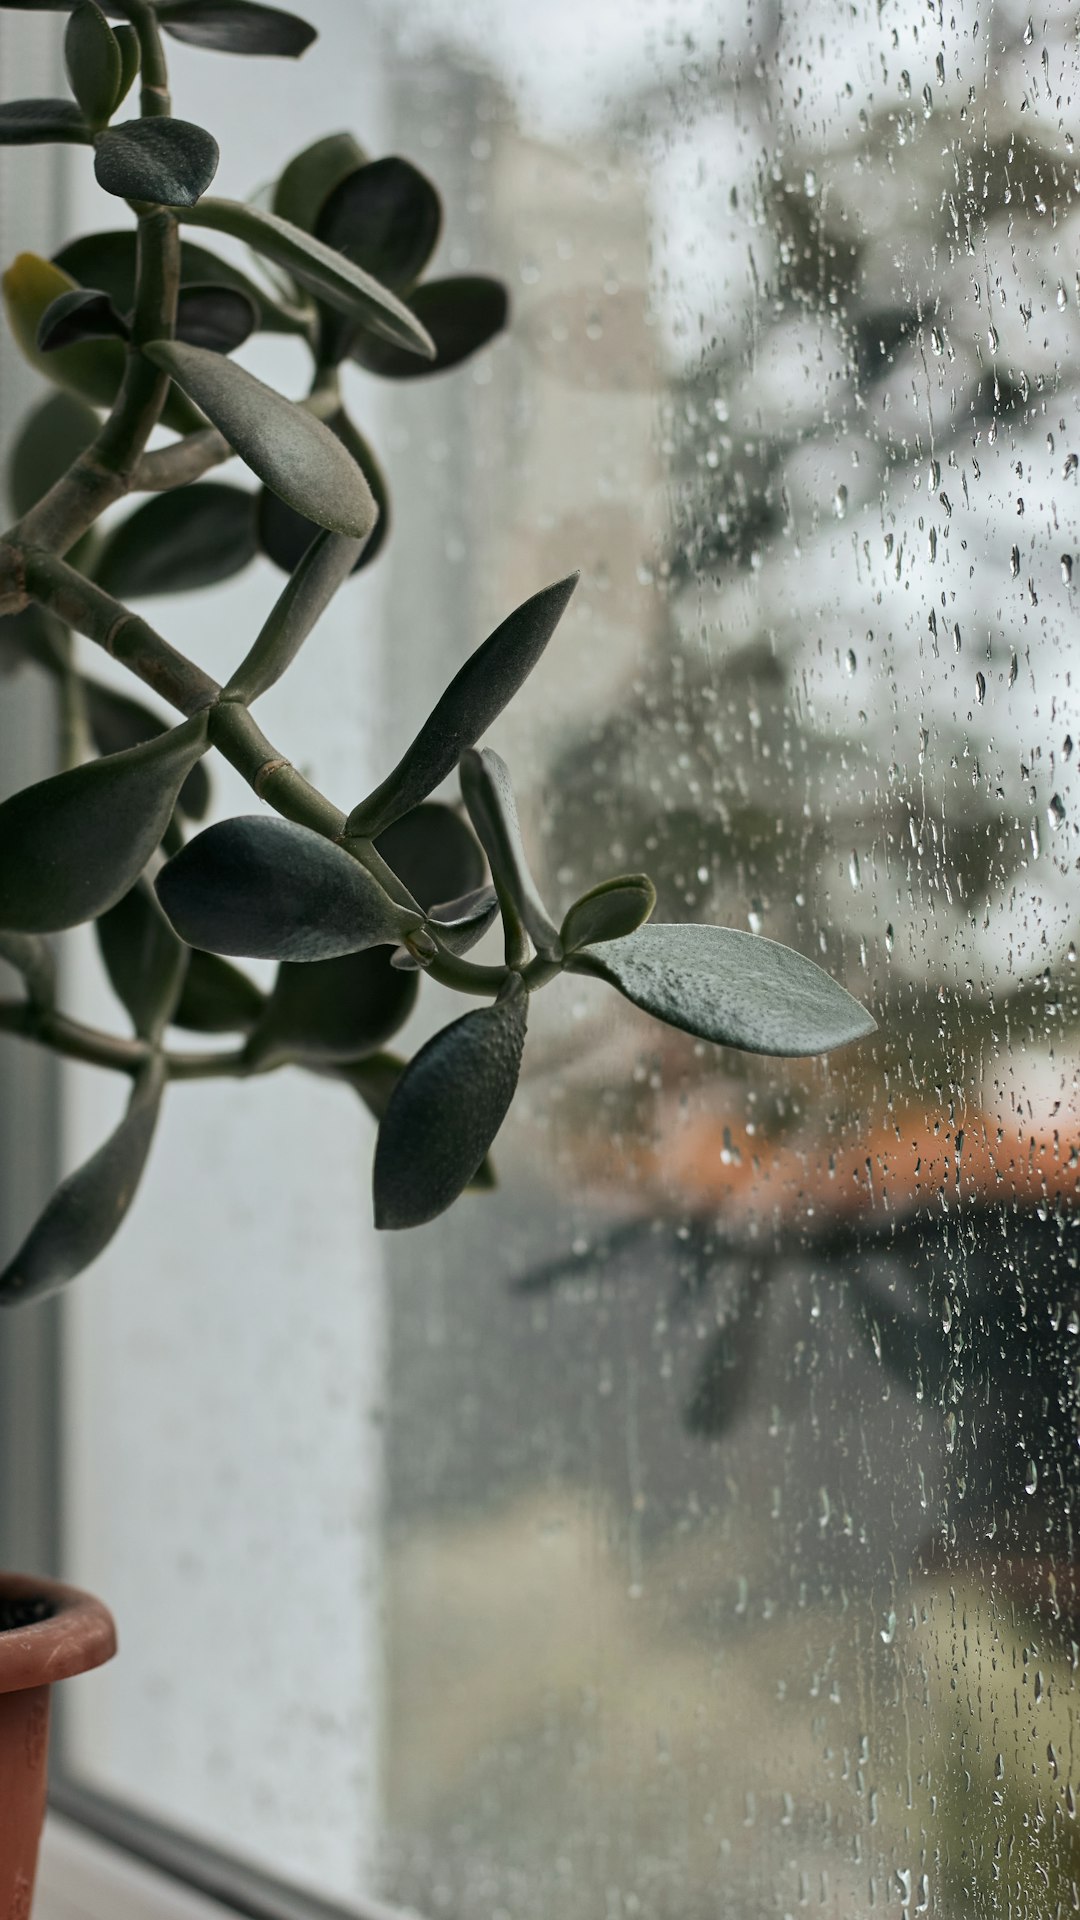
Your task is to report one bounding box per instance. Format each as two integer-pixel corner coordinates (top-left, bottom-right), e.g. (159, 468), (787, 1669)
(121, 0), (172, 116)
(21, 549), (219, 717)
(0, 1000), (150, 1075)
(10, 211), (180, 558)
(165, 1047), (251, 1081)
(131, 429), (232, 492)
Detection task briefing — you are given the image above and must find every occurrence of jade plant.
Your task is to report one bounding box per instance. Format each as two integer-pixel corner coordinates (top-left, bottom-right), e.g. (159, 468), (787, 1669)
(0, 0), (875, 1298)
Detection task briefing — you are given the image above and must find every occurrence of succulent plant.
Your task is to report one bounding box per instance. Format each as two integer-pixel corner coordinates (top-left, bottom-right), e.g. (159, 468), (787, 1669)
(0, 0), (875, 1298)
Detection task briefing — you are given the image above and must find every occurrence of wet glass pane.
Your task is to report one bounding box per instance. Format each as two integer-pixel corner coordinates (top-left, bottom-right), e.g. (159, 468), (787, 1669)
(34, 0), (1080, 1913)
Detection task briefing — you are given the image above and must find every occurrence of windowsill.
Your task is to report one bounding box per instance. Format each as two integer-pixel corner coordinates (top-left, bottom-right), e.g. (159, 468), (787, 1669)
(37, 1815), (236, 1920)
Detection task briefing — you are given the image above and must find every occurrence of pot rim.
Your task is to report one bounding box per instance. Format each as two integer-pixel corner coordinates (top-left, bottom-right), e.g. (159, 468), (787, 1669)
(0, 1571), (116, 1696)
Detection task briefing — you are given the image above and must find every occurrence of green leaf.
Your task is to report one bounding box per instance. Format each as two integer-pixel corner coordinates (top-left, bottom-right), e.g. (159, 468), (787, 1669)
(172, 949), (263, 1033)
(0, 1059), (164, 1305)
(246, 946), (418, 1068)
(156, 0), (316, 57)
(94, 116), (219, 206)
(2, 252), (202, 429)
(112, 23), (140, 108)
(223, 528), (362, 705)
(316, 157), (441, 292)
(142, 340), (378, 540)
(94, 483), (258, 599)
(374, 802), (486, 911)
(0, 931), (56, 1009)
(346, 573), (579, 838)
(65, 3), (123, 127)
(96, 877), (187, 1039)
(272, 132), (365, 233)
(0, 713), (209, 932)
(175, 282), (255, 352)
(566, 924), (879, 1057)
(55, 229), (304, 334)
(560, 874), (656, 952)
(180, 198), (436, 358)
(37, 285), (127, 351)
(83, 679), (210, 820)
(372, 976), (527, 1230)
(460, 748), (561, 960)
(350, 276), (508, 380)
(0, 99), (90, 145)
(9, 391), (99, 516)
(428, 884), (499, 955)
(155, 815), (422, 961)
(257, 409), (388, 575)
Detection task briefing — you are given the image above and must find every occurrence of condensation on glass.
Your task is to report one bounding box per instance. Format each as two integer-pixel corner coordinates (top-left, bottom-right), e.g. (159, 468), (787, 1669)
(42, 0), (1080, 1914)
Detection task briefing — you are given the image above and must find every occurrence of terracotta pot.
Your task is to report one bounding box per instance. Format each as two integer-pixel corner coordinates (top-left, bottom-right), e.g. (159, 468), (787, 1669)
(0, 1572), (116, 1918)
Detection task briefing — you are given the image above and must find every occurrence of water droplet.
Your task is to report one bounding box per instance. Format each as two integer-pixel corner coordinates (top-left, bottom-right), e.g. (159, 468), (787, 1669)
(989, 325), (999, 352)
(1062, 554), (1073, 583)
(849, 851), (861, 889)
(975, 671), (986, 704)
(834, 484), (848, 519)
(880, 1610), (897, 1646)
(1023, 16), (1034, 42)
(929, 458), (941, 490)
(1058, 284), (1068, 309)
(1010, 545), (1021, 577)
(1009, 653), (1019, 687)
(885, 924), (895, 952)
(930, 327), (944, 356)
(1025, 1459), (1038, 1494)
(1049, 793), (1066, 829)
(1065, 453), (1078, 477)
(803, 168), (817, 198)
(846, 648), (857, 675)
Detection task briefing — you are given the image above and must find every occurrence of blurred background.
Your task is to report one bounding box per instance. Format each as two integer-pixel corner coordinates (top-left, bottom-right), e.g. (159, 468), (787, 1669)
(3, 0), (1080, 1914)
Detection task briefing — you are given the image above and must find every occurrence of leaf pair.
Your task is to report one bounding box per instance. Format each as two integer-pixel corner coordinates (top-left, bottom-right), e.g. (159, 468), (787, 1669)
(270, 139), (508, 376)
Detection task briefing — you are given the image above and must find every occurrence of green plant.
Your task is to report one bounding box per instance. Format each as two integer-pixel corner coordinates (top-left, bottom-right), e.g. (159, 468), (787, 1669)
(0, 0), (875, 1294)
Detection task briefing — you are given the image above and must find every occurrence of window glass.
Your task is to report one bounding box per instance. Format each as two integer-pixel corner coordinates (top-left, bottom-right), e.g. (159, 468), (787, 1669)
(43, 0), (1080, 1914)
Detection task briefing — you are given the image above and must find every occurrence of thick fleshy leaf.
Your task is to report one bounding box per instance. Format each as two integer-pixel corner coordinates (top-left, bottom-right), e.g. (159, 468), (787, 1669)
(9, 390), (99, 516)
(0, 100), (90, 145)
(37, 285), (127, 351)
(560, 874), (656, 952)
(180, 198), (436, 358)
(156, 0), (316, 57)
(55, 229), (303, 334)
(143, 340), (378, 539)
(83, 679), (210, 820)
(156, 815), (422, 961)
(172, 949), (263, 1033)
(272, 132), (365, 232)
(350, 275), (508, 379)
(335, 1048), (495, 1192)
(2, 252), (201, 429)
(224, 528), (362, 705)
(257, 409), (388, 574)
(65, 3), (123, 126)
(0, 1059), (164, 1305)
(566, 924), (878, 1057)
(373, 976), (527, 1230)
(460, 748), (561, 959)
(96, 877), (187, 1039)
(315, 157), (441, 292)
(428, 884), (500, 955)
(113, 23), (140, 107)
(347, 574), (578, 838)
(93, 117), (219, 207)
(0, 713), (209, 932)
(374, 803), (486, 912)
(175, 282), (255, 352)
(0, 932), (56, 1009)
(94, 483), (258, 599)
(246, 946), (418, 1068)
